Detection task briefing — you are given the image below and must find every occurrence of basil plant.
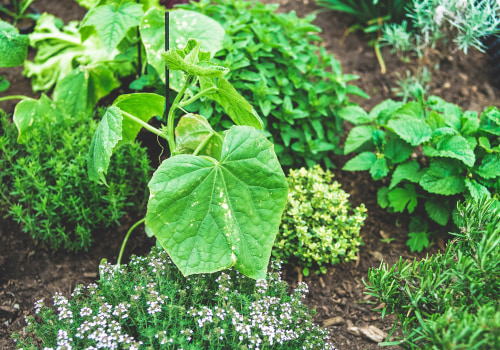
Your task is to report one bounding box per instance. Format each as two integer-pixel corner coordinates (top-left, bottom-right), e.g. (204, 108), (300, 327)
(88, 39), (288, 280)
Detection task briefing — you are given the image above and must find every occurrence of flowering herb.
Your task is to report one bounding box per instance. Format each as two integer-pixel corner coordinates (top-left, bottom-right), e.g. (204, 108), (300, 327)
(14, 247), (337, 349)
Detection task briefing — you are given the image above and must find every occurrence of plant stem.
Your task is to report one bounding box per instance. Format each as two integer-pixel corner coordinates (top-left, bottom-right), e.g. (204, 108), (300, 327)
(374, 40), (386, 74)
(121, 110), (169, 141)
(0, 95), (31, 102)
(192, 132), (215, 156)
(116, 218), (146, 266)
(166, 76), (191, 154)
(179, 87), (217, 108)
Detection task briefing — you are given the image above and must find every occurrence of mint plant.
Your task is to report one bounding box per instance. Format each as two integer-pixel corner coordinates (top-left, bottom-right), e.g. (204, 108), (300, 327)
(0, 19), (29, 68)
(13, 247), (336, 349)
(88, 38), (288, 279)
(273, 165), (367, 276)
(365, 197), (500, 349)
(179, 0), (369, 169)
(0, 106), (151, 252)
(339, 95), (500, 251)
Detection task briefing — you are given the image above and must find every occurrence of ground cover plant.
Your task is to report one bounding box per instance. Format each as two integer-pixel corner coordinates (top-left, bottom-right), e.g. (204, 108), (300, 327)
(0, 106), (151, 251)
(273, 165), (367, 276)
(177, 0), (369, 169)
(365, 197), (500, 349)
(13, 247), (336, 349)
(339, 92), (500, 251)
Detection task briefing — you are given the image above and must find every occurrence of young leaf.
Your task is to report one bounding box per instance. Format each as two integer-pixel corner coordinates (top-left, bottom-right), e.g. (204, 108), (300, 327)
(387, 184), (418, 213)
(387, 118), (432, 146)
(344, 125), (375, 154)
(370, 157), (389, 180)
(0, 20), (29, 68)
(175, 113), (223, 159)
(419, 159), (465, 195)
(112, 93), (165, 147)
(145, 126), (288, 279)
(389, 160), (421, 189)
(407, 231), (430, 252)
(81, 2), (144, 53)
(377, 187), (390, 209)
(423, 135), (475, 167)
(343, 152), (376, 171)
(199, 77), (263, 130)
(140, 8), (225, 89)
(87, 106), (123, 184)
(384, 135), (413, 163)
(465, 178), (491, 202)
(425, 198), (451, 225)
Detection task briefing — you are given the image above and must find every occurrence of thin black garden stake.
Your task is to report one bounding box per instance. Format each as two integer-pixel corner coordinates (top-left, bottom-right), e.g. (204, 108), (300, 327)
(136, 0), (141, 78)
(164, 11), (170, 123)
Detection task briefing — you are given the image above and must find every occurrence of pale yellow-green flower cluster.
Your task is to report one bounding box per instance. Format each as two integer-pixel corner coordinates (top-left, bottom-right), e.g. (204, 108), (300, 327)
(273, 165), (367, 274)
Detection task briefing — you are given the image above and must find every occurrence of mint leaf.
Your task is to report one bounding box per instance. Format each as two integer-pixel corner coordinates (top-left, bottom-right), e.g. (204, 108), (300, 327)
(81, 2), (144, 53)
(387, 184), (418, 213)
(389, 160), (421, 189)
(460, 110), (479, 135)
(387, 118), (432, 146)
(87, 106), (123, 184)
(407, 231), (429, 252)
(384, 135), (413, 163)
(370, 157), (389, 180)
(343, 152), (376, 171)
(146, 126), (288, 279)
(425, 198), (450, 225)
(0, 20), (29, 67)
(423, 135), (475, 167)
(338, 105), (372, 124)
(377, 187), (390, 209)
(369, 99), (403, 124)
(419, 159), (465, 195)
(344, 125), (375, 154)
(465, 178), (491, 202)
(476, 154), (500, 179)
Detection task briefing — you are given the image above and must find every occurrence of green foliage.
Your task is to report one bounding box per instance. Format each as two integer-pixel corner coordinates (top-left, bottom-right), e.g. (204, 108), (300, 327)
(13, 248), (336, 349)
(89, 39), (288, 279)
(365, 197), (500, 349)
(340, 95), (500, 251)
(178, 0), (369, 169)
(0, 108), (151, 252)
(273, 165), (367, 274)
(382, 0), (500, 57)
(0, 19), (29, 68)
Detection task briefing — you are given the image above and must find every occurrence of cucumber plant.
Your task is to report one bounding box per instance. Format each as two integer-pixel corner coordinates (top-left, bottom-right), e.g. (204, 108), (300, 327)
(87, 39), (288, 280)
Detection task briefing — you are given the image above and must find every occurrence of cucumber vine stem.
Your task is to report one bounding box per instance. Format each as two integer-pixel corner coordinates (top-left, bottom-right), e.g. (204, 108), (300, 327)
(121, 110), (168, 141)
(116, 217), (146, 267)
(166, 75), (192, 153)
(0, 95), (31, 102)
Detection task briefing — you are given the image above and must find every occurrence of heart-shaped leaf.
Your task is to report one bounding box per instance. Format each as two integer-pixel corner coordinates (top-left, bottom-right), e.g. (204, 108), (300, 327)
(146, 125), (288, 279)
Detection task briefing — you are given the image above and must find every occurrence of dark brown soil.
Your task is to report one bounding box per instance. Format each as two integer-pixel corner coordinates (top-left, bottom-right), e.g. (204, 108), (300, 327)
(0, 0), (498, 349)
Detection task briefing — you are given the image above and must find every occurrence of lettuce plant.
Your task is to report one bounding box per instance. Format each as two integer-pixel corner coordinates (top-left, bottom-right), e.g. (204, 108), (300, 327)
(86, 38), (288, 279)
(13, 247), (336, 349)
(339, 94), (500, 251)
(365, 197), (500, 349)
(273, 165), (367, 275)
(178, 0), (369, 169)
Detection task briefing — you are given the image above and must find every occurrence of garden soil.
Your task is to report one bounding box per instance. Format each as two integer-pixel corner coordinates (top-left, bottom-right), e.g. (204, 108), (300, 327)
(0, 0), (498, 349)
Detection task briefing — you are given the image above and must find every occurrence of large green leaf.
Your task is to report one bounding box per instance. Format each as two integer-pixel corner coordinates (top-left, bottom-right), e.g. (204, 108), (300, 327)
(423, 135), (475, 167)
(146, 126), (288, 279)
(343, 152), (376, 171)
(87, 106), (123, 184)
(81, 2), (144, 53)
(344, 125), (375, 154)
(13, 94), (63, 144)
(0, 20), (29, 68)
(387, 118), (432, 146)
(476, 154), (500, 179)
(175, 113), (223, 159)
(419, 159), (465, 195)
(424, 198), (450, 225)
(384, 135), (413, 163)
(465, 178), (491, 202)
(53, 65), (120, 119)
(140, 8), (225, 90)
(389, 160), (421, 189)
(112, 93), (165, 147)
(388, 184), (418, 213)
(338, 105), (373, 124)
